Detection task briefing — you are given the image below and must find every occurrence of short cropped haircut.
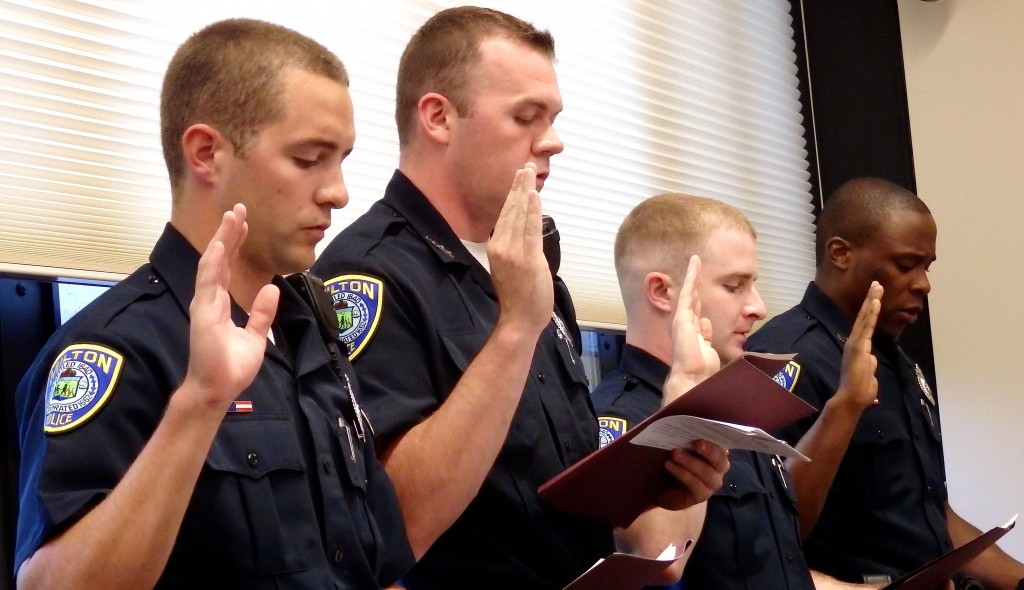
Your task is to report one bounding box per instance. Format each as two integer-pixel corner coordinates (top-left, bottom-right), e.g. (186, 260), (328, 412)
(160, 18), (348, 195)
(395, 6), (555, 146)
(615, 193), (755, 309)
(816, 177), (931, 266)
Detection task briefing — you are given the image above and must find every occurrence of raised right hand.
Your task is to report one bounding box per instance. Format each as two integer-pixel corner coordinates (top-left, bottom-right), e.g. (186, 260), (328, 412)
(184, 204), (279, 410)
(835, 281), (883, 409)
(487, 163), (554, 338)
(663, 255), (720, 405)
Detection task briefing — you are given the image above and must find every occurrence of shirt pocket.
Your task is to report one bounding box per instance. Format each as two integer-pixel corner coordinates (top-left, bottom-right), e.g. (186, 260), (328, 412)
(847, 409), (915, 507)
(439, 328), (489, 373)
(336, 414), (370, 493)
(549, 323), (590, 390)
(705, 458), (775, 576)
(205, 418), (311, 576)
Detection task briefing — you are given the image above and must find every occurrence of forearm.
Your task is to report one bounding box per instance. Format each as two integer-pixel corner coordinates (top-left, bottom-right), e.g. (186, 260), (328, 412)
(382, 320), (540, 559)
(787, 393), (866, 537)
(615, 502), (708, 584)
(947, 504), (1024, 589)
(18, 383), (226, 590)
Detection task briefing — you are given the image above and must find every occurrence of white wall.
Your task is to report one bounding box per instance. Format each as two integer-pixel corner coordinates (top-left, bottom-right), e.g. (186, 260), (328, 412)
(898, 0), (1024, 559)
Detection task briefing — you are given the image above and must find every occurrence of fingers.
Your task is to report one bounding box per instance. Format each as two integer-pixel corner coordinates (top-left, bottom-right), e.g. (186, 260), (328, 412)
(679, 255), (701, 311)
(661, 440), (729, 507)
(671, 255), (701, 340)
(212, 204), (248, 264)
(490, 163), (538, 248)
(852, 281), (883, 341)
(699, 317), (713, 343)
(193, 239), (226, 312)
(192, 205), (250, 310)
(246, 283), (280, 339)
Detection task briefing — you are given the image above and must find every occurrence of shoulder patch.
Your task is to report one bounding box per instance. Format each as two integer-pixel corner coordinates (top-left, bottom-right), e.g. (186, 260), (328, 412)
(772, 360), (802, 392)
(598, 416), (628, 448)
(323, 274), (384, 360)
(44, 343), (125, 434)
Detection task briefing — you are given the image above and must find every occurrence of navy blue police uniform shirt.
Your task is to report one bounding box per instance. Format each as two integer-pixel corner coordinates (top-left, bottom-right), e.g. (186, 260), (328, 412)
(15, 225), (414, 590)
(311, 171), (614, 590)
(591, 344), (814, 590)
(746, 282), (951, 582)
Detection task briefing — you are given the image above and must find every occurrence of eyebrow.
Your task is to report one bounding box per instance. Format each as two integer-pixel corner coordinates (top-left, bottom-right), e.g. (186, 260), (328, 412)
(289, 138), (354, 158)
(512, 97), (563, 116)
(719, 272), (757, 281)
(291, 139), (340, 151)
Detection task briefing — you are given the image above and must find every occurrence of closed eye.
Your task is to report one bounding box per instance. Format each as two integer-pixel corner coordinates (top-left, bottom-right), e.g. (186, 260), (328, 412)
(294, 156), (324, 169)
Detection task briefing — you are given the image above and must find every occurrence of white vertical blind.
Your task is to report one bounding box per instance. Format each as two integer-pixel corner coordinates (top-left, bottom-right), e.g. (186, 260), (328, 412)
(0, 0), (815, 328)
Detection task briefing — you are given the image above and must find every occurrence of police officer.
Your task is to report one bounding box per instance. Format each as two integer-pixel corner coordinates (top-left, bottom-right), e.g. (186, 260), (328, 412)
(312, 7), (729, 589)
(15, 19), (413, 589)
(595, 194), (885, 590)
(747, 177), (1024, 589)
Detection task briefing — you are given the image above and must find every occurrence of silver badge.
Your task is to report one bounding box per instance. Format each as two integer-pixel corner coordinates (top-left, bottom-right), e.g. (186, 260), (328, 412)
(551, 311), (576, 365)
(914, 364), (936, 407)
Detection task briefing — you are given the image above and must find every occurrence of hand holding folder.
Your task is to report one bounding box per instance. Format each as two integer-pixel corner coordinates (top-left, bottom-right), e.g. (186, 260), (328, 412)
(539, 352), (815, 529)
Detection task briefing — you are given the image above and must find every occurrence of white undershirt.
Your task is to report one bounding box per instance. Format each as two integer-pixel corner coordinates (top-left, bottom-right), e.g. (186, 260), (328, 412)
(461, 239), (490, 273)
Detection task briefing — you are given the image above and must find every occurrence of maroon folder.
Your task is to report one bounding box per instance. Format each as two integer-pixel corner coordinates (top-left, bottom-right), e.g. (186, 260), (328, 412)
(539, 352), (815, 528)
(882, 516), (1017, 590)
(563, 541), (693, 590)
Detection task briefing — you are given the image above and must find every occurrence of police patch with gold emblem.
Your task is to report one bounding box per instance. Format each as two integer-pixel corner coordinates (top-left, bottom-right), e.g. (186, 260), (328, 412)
(598, 416), (628, 448)
(772, 360), (802, 392)
(44, 343), (124, 434)
(323, 274), (384, 360)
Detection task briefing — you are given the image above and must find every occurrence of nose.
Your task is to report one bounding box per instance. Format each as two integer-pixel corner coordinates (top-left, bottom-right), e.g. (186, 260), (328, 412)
(535, 124), (564, 157)
(746, 287), (768, 320)
(318, 166), (349, 209)
(911, 269), (931, 295)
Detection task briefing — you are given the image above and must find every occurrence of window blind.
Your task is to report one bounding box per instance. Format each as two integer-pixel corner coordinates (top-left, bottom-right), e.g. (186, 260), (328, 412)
(0, 0), (815, 328)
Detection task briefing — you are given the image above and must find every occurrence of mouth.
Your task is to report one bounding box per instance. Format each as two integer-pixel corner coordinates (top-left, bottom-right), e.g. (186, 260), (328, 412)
(536, 171), (549, 190)
(305, 223), (330, 240)
(896, 306), (922, 324)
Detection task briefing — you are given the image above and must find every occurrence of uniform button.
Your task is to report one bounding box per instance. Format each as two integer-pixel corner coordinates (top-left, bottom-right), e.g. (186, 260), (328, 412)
(926, 485), (933, 493)
(786, 551), (794, 561)
(334, 550), (343, 563)
(729, 483), (738, 492)
(563, 439), (572, 452)
(877, 430), (885, 439)
(148, 275), (160, 284)
(246, 452), (258, 468)
(537, 372), (547, 383)
(322, 458), (332, 474)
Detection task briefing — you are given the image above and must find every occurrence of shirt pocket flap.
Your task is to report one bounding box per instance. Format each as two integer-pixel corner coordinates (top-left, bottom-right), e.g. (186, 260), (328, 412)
(715, 457), (770, 500)
(851, 410), (911, 446)
(207, 419), (305, 479)
(439, 329), (490, 372)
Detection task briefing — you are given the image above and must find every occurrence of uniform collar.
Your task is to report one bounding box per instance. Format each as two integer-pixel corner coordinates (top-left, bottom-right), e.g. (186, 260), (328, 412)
(150, 224), (252, 329)
(619, 344), (670, 393)
(382, 170), (479, 270)
(149, 223), (202, 317)
(148, 224), (311, 365)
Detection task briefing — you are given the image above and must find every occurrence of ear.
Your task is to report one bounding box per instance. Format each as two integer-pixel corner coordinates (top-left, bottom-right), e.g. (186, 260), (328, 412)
(643, 271), (674, 315)
(181, 123), (228, 185)
(417, 92), (455, 146)
(825, 236), (854, 271)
